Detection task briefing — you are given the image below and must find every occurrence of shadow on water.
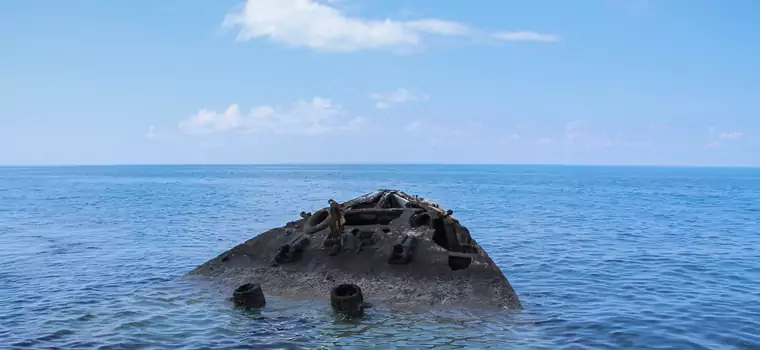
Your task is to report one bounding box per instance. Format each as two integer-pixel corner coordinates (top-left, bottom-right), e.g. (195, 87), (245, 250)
(186, 272), (547, 348)
(222, 287), (554, 349)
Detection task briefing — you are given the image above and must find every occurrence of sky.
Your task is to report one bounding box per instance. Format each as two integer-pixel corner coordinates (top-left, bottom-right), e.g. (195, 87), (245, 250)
(1, 0), (759, 166)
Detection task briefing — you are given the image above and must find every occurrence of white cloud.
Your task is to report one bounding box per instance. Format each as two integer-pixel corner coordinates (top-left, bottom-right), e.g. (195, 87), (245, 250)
(538, 138), (553, 144)
(146, 125), (158, 139)
(493, 31), (561, 43)
(374, 101), (392, 110)
(222, 0), (559, 52)
(405, 19), (471, 36)
(342, 116), (367, 132)
(222, 0), (469, 52)
(369, 88), (428, 109)
(178, 97), (362, 136)
(404, 121), (422, 132)
(706, 129), (746, 148)
(718, 131), (744, 140)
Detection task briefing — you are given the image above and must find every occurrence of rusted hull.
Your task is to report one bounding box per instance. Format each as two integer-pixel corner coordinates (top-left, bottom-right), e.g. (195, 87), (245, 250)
(187, 190), (521, 310)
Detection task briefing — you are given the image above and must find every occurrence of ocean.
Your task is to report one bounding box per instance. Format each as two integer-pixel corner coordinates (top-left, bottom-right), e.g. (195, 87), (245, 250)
(1, 165), (758, 349)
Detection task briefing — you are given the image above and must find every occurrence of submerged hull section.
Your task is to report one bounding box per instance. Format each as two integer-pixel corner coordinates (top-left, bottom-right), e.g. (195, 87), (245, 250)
(188, 190), (521, 310)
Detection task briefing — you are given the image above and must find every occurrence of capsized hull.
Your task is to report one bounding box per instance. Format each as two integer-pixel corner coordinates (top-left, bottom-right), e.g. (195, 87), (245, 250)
(187, 190), (521, 310)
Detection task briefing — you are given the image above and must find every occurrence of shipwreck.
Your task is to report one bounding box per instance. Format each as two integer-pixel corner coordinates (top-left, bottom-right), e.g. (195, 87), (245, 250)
(187, 190), (521, 311)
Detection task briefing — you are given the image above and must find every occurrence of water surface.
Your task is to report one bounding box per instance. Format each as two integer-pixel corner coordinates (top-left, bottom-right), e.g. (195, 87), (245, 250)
(1, 165), (759, 349)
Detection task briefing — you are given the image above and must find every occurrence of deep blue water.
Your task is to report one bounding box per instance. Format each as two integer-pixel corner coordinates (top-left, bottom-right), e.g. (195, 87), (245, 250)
(1, 165), (759, 349)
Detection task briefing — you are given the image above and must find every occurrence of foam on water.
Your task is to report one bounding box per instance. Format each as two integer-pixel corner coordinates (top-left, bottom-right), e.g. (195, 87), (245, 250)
(1, 165), (759, 349)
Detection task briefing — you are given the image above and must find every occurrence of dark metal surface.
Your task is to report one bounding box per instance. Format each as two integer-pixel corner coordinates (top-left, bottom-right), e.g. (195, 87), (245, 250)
(187, 190), (521, 310)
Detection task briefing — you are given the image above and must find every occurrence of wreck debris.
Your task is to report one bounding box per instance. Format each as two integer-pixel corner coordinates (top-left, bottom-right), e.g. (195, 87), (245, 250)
(232, 283), (266, 308)
(388, 234), (417, 265)
(330, 283), (365, 317)
(188, 189), (521, 310)
(273, 234), (310, 264)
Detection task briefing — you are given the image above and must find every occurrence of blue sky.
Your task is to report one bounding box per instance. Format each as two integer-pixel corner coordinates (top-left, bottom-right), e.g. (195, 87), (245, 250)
(2, 0), (758, 166)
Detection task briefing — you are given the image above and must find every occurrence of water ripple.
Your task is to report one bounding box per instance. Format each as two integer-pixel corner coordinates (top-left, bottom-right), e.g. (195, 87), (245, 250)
(1, 165), (759, 349)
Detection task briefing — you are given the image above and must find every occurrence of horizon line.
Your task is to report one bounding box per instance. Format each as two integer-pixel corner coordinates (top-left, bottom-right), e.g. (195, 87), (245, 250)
(1, 162), (758, 169)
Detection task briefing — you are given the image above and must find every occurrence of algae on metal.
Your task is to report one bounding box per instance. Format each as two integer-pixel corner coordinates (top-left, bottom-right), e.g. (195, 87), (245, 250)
(187, 190), (521, 310)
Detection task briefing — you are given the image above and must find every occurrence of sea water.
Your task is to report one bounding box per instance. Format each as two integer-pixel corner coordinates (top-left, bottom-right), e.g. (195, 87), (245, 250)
(1, 165), (758, 349)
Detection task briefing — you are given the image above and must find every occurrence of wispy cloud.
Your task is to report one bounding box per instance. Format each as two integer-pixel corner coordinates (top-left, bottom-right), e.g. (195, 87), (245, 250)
(705, 128), (745, 148)
(146, 125), (158, 139)
(369, 88), (428, 109)
(718, 131), (744, 140)
(705, 126), (744, 148)
(493, 31), (561, 43)
(538, 138), (553, 144)
(222, 0), (560, 52)
(178, 97), (364, 136)
(406, 19), (472, 36)
(404, 121), (422, 132)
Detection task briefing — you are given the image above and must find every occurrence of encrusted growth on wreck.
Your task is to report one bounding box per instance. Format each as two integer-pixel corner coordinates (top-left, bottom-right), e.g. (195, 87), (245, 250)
(187, 190), (521, 310)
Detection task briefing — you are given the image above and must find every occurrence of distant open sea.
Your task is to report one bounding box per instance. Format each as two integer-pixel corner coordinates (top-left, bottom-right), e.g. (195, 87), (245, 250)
(1, 165), (759, 349)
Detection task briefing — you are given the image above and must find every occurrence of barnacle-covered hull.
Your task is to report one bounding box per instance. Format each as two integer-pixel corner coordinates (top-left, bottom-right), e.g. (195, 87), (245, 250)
(187, 190), (521, 310)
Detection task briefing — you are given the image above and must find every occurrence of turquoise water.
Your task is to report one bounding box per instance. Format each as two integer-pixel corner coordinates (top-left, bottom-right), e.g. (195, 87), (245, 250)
(1, 165), (759, 349)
